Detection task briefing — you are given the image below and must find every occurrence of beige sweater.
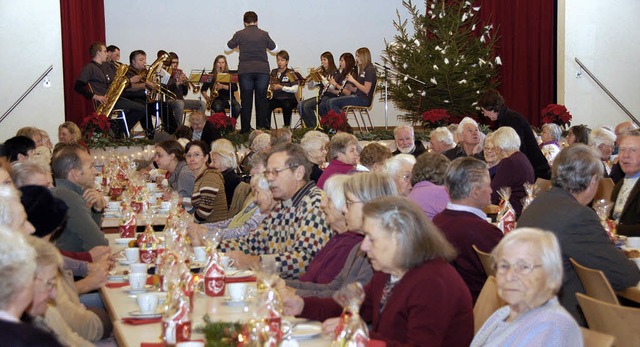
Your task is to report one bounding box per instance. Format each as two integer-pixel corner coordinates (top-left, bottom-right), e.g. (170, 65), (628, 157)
(55, 269), (104, 342)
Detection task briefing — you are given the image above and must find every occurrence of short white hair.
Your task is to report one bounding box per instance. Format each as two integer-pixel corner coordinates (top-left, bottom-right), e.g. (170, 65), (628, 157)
(323, 174), (350, 211)
(590, 127), (616, 149)
(457, 117), (479, 136)
(394, 125), (415, 139)
(210, 138), (237, 170)
(300, 131), (330, 154)
(542, 123), (562, 142)
(492, 126), (521, 152)
(384, 154), (416, 177)
(430, 127), (454, 145)
(0, 186), (22, 230)
(251, 133), (271, 152)
(0, 227), (36, 310)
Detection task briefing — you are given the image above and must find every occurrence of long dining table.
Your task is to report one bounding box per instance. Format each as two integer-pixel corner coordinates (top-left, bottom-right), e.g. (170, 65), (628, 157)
(102, 233), (332, 347)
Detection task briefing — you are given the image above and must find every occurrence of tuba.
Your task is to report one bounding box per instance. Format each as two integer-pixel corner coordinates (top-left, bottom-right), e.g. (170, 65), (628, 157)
(96, 63), (130, 117)
(144, 53), (173, 102)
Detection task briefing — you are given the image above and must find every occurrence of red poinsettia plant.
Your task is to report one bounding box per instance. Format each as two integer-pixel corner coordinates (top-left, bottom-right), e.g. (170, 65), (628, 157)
(208, 112), (237, 135)
(320, 110), (351, 133)
(541, 104), (572, 128)
(421, 108), (451, 128)
(80, 112), (111, 139)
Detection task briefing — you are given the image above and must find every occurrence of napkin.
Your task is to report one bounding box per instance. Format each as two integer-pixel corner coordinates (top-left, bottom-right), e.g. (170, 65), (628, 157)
(122, 317), (162, 325)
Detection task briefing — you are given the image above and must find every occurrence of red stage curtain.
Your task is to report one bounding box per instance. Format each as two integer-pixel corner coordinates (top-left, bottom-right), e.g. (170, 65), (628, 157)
(477, 0), (556, 126)
(60, 0), (105, 125)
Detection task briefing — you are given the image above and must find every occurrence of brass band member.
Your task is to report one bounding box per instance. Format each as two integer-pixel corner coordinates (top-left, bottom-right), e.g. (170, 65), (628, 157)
(201, 55), (241, 118)
(123, 49), (157, 137)
(324, 47), (377, 115)
(268, 50), (299, 128)
(104, 44), (120, 77)
(73, 41), (146, 137)
(299, 51), (338, 128)
(167, 52), (207, 133)
(318, 52), (357, 116)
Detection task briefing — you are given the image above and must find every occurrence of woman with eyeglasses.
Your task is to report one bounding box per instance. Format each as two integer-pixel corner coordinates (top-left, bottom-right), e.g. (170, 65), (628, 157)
(383, 153), (416, 196)
(185, 140), (228, 223)
(471, 228), (582, 347)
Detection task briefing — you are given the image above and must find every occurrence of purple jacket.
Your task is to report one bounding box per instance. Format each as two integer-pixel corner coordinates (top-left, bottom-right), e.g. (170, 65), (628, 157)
(317, 159), (354, 190)
(408, 181), (449, 219)
(298, 231), (363, 284)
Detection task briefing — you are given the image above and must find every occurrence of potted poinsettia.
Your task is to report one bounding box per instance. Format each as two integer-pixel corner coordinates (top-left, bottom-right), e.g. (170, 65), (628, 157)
(208, 112), (237, 136)
(541, 104), (572, 129)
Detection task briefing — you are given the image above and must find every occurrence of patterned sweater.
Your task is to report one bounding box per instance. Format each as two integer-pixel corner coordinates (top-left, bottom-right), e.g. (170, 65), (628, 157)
(220, 181), (331, 279)
(192, 169), (228, 223)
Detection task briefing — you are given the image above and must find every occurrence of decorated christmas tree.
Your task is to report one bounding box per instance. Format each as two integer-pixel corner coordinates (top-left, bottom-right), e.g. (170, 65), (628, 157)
(381, 0), (500, 126)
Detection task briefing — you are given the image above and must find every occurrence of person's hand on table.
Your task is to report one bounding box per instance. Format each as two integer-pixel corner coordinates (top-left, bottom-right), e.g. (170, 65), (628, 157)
(77, 260), (109, 293)
(322, 317), (340, 336)
(83, 188), (105, 211)
(225, 250), (259, 269)
(186, 222), (207, 247)
(89, 245), (111, 262)
(281, 289), (304, 316)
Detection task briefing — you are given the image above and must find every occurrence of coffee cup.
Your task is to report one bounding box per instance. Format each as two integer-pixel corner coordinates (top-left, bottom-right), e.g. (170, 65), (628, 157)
(129, 272), (147, 290)
(130, 263), (148, 274)
(226, 282), (248, 301)
(124, 247), (139, 262)
(193, 246), (208, 263)
(160, 201), (171, 210)
(220, 255), (234, 269)
(137, 292), (159, 314)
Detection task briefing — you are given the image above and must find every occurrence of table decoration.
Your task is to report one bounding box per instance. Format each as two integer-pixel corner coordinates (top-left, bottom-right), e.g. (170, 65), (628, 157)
(331, 282), (369, 346)
(496, 187), (516, 233)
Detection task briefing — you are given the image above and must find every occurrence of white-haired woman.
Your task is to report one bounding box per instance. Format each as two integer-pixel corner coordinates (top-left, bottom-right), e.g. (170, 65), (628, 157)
(483, 132), (500, 178)
(490, 127), (535, 215)
(539, 123), (562, 165)
(429, 126), (456, 154)
(384, 154), (416, 196)
(210, 138), (242, 210)
(317, 133), (359, 189)
(471, 228), (582, 347)
(590, 127), (616, 176)
(300, 130), (330, 184)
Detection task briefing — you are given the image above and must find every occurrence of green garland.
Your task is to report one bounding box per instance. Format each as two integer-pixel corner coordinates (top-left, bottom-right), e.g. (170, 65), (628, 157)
(195, 315), (244, 347)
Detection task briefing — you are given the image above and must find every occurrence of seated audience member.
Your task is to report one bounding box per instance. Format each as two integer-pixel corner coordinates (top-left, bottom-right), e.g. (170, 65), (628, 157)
(611, 129), (640, 236)
(282, 196), (473, 346)
(483, 132), (500, 178)
(11, 161), (53, 188)
(210, 139), (242, 209)
(317, 133), (359, 189)
(291, 175), (362, 284)
(174, 125), (193, 148)
(38, 129), (54, 151)
(220, 143), (331, 279)
(539, 123), (562, 166)
(429, 126), (456, 154)
(392, 125), (427, 157)
(610, 121), (639, 183)
(16, 126), (44, 148)
(58, 121), (83, 144)
(270, 127), (293, 147)
(0, 185), (36, 235)
(408, 153), (450, 219)
(189, 111), (220, 145)
(4, 135), (36, 163)
(357, 142), (392, 172)
(443, 117), (484, 161)
(239, 130), (266, 174)
(185, 140), (228, 223)
(490, 127), (535, 216)
(478, 89), (550, 179)
(0, 228), (62, 346)
(16, 127), (51, 167)
(286, 172), (396, 297)
(155, 140), (196, 201)
(300, 131), (330, 183)
(565, 124), (590, 146)
(590, 126), (616, 176)
(0, 166), (13, 188)
(433, 157), (503, 302)
(384, 153), (416, 196)
(518, 144), (640, 325)
(51, 144), (108, 252)
(471, 228), (582, 347)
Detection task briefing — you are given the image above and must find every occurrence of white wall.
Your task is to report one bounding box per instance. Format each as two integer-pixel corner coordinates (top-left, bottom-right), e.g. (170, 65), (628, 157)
(560, 0), (640, 129)
(105, 0), (427, 129)
(0, 0), (65, 142)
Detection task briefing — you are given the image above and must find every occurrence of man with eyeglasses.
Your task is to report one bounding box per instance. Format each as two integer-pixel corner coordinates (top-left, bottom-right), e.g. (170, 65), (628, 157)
(220, 143), (331, 279)
(433, 157), (503, 302)
(518, 144), (640, 326)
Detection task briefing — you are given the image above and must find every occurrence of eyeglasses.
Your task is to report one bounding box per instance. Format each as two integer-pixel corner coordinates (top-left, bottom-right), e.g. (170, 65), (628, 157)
(263, 165), (299, 178)
(345, 199), (363, 208)
(402, 173), (411, 181)
(494, 261), (542, 275)
(186, 153), (203, 159)
(35, 276), (57, 291)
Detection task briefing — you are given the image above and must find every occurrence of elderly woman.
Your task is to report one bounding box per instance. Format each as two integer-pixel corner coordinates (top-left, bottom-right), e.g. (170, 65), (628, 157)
(185, 140), (228, 222)
(566, 124), (590, 146)
(11, 161), (54, 188)
(384, 153), (416, 196)
(357, 142), (392, 172)
(490, 127), (535, 216)
(283, 196), (473, 346)
(483, 132), (500, 178)
(300, 130), (330, 183)
(155, 140), (195, 201)
(0, 228), (61, 345)
(239, 133), (271, 174)
(590, 126), (616, 176)
(58, 122), (83, 144)
(317, 133), (359, 189)
(539, 123), (562, 165)
(0, 185), (36, 234)
(210, 138), (242, 209)
(471, 228), (582, 347)
(429, 126), (456, 154)
(408, 153), (450, 219)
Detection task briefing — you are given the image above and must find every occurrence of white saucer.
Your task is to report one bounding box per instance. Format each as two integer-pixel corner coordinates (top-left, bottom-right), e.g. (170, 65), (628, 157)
(119, 259), (136, 265)
(115, 238), (137, 245)
(127, 310), (162, 318)
(291, 323), (322, 339)
(223, 297), (246, 306)
(225, 269), (254, 278)
(123, 285), (153, 294)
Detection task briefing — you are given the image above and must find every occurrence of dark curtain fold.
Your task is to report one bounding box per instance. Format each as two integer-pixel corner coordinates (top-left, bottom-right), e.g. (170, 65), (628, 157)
(60, 0), (105, 125)
(478, 0), (556, 126)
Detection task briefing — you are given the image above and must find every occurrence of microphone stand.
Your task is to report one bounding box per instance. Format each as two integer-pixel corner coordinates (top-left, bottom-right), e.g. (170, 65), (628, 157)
(373, 62), (428, 129)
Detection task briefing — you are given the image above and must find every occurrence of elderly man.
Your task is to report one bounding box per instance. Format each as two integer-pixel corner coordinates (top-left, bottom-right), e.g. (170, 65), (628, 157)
(189, 111), (220, 145)
(220, 143), (331, 279)
(432, 157), (503, 302)
(610, 121), (639, 183)
(478, 89), (550, 179)
(429, 126), (456, 154)
(518, 144), (640, 325)
(392, 125), (427, 157)
(51, 144), (108, 252)
(443, 117), (484, 161)
(611, 129), (640, 236)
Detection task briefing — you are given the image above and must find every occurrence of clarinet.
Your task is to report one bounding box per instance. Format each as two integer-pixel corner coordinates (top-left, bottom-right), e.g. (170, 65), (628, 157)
(338, 67), (357, 96)
(318, 70), (335, 99)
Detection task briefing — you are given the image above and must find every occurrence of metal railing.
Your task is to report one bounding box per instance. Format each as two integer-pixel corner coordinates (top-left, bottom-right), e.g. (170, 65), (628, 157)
(575, 58), (639, 126)
(0, 65), (53, 124)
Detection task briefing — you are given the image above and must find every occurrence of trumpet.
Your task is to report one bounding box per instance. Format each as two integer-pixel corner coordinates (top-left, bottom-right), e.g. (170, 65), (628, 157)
(173, 69), (201, 93)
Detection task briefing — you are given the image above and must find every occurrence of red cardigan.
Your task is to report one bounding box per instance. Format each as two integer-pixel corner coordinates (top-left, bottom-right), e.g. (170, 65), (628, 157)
(301, 258), (473, 347)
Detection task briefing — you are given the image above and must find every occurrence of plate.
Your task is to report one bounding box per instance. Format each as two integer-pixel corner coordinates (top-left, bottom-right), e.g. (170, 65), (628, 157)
(127, 310), (163, 318)
(119, 259), (136, 265)
(223, 297), (246, 306)
(225, 270), (254, 278)
(115, 238), (137, 245)
(123, 285), (153, 294)
(292, 323), (322, 339)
